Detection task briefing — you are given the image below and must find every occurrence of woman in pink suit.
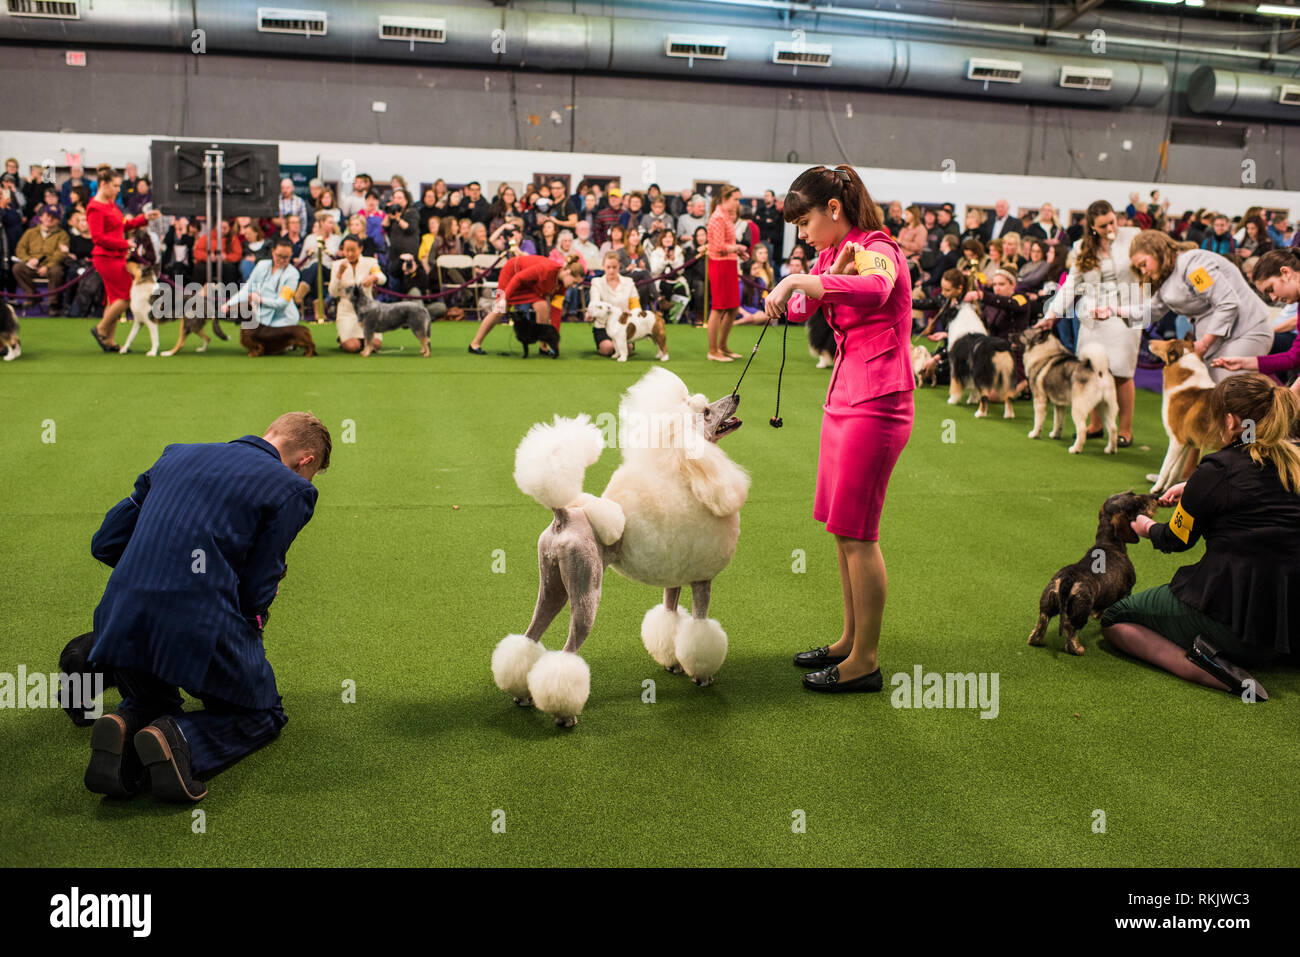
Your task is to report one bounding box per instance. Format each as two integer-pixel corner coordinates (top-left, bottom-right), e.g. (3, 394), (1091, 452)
(764, 165), (915, 694)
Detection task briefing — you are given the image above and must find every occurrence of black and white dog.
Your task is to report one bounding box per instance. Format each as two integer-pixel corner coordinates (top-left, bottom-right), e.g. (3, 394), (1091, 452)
(0, 300), (19, 361)
(946, 304), (1016, 419)
(806, 308), (836, 368)
(348, 284), (432, 357)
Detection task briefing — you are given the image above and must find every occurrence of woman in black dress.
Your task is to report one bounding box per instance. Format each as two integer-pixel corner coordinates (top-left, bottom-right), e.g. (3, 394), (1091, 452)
(1102, 373), (1300, 698)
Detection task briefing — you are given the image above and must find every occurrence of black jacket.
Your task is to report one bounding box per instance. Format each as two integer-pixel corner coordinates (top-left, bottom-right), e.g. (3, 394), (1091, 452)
(1150, 441), (1300, 652)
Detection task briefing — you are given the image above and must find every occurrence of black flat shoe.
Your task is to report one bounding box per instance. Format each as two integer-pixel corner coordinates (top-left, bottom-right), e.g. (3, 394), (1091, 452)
(1085, 428), (1104, 439)
(467, 344), (486, 355)
(793, 645), (847, 669)
(1117, 435), (1133, 448)
(802, 664), (883, 693)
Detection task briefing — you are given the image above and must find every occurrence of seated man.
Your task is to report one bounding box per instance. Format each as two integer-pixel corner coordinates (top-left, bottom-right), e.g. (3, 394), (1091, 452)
(73, 412), (329, 802)
(13, 208), (69, 312)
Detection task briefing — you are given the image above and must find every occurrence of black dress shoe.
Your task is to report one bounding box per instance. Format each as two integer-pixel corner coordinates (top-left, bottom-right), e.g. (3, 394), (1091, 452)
(793, 645), (847, 669)
(1187, 635), (1267, 701)
(85, 713), (145, 798)
(802, 664), (883, 693)
(467, 344), (486, 355)
(134, 716), (208, 802)
(59, 632), (117, 727)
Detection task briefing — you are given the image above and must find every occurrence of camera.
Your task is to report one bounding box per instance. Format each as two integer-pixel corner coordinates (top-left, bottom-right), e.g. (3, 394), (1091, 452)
(384, 203), (401, 216)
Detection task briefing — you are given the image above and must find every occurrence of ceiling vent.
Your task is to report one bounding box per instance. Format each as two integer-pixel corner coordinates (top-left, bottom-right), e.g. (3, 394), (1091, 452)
(1059, 65), (1113, 91)
(967, 57), (1022, 83)
(773, 41), (831, 67)
(378, 16), (446, 44)
(665, 35), (728, 60)
(257, 7), (327, 37)
(6, 0), (79, 18)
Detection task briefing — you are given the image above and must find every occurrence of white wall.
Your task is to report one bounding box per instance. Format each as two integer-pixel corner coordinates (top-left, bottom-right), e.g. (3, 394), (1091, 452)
(6, 128), (1299, 228)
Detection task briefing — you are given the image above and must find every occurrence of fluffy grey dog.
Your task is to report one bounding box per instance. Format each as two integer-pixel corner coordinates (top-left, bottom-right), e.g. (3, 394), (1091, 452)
(347, 284), (433, 357)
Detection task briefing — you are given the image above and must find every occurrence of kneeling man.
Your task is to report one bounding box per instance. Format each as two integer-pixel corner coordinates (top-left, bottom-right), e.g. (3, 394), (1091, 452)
(76, 412), (329, 802)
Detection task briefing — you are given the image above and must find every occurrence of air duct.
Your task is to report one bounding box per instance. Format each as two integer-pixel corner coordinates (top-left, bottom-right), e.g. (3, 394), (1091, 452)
(1187, 64), (1300, 122)
(0, 0), (1169, 108)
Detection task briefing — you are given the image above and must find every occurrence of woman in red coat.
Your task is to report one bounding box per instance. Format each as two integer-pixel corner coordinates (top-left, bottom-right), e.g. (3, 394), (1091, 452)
(764, 165), (915, 694)
(467, 253), (586, 354)
(87, 164), (158, 351)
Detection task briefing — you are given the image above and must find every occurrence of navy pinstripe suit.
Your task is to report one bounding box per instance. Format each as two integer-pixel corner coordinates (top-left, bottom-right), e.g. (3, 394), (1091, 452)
(89, 435), (317, 776)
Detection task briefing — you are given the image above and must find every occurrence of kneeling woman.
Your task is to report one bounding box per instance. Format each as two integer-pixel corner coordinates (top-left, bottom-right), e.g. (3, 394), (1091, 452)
(586, 250), (641, 357)
(467, 253), (586, 354)
(1102, 373), (1300, 698)
(764, 164), (915, 694)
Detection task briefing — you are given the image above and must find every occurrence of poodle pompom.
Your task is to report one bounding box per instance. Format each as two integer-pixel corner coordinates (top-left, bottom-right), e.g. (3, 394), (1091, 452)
(491, 634), (545, 699)
(527, 650), (591, 721)
(514, 414), (606, 509)
(675, 617), (728, 684)
(571, 492), (626, 546)
(641, 603), (690, 669)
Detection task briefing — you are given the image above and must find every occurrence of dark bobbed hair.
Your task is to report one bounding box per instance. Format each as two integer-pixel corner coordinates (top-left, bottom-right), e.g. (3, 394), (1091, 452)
(781, 164), (883, 233)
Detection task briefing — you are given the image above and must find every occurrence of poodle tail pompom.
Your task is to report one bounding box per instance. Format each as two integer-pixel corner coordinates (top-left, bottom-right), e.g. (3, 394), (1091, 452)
(527, 650), (591, 720)
(675, 617), (728, 683)
(513, 414), (606, 510)
(492, 634), (546, 699)
(642, 603), (690, 669)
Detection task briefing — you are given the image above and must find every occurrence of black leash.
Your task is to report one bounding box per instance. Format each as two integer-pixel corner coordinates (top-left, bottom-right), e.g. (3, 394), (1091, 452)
(730, 316), (790, 429)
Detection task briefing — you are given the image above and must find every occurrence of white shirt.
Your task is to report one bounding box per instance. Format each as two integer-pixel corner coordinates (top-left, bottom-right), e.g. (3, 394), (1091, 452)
(587, 274), (640, 327)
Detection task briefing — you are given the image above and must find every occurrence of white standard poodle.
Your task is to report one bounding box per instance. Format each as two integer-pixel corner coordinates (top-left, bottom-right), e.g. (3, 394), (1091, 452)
(491, 366), (751, 728)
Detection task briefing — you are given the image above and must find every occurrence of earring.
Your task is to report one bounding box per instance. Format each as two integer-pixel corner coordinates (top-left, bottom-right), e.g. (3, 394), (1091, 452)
(833, 212), (838, 221)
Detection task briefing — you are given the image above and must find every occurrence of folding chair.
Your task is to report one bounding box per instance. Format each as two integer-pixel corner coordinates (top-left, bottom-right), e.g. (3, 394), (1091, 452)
(471, 253), (502, 320)
(435, 254), (474, 313)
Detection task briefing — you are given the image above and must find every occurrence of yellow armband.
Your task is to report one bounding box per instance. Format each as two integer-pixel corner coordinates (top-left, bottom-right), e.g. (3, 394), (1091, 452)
(854, 246), (897, 283)
(1169, 502), (1194, 544)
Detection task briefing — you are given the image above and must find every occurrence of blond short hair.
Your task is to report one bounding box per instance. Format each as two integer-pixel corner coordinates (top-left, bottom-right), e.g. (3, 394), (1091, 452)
(265, 411), (332, 472)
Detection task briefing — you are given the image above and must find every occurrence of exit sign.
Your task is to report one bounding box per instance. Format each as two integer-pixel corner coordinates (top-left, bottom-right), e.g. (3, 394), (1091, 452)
(65, 51), (86, 66)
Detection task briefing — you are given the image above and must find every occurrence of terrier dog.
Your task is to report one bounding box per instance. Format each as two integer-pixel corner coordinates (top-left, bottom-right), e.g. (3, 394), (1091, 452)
(491, 367), (750, 728)
(239, 323), (317, 357)
(587, 301), (669, 362)
(1019, 326), (1119, 454)
(1147, 334), (1219, 494)
(347, 285), (432, 357)
(1028, 490), (1159, 655)
(947, 304), (1016, 418)
(509, 303), (560, 359)
(910, 343), (934, 387)
(0, 301), (19, 361)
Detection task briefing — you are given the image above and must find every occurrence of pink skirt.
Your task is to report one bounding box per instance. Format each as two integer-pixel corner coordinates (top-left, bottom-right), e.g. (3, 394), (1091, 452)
(814, 389), (913, 541)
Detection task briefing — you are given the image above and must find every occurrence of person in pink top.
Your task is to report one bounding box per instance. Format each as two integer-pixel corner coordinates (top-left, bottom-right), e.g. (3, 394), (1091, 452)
(764, 165), (915, 694)
(1213, 247), (1300, 396)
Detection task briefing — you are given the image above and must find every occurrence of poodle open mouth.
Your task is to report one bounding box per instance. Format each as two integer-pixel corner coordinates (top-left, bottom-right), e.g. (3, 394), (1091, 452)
(713, 415), (743, 439)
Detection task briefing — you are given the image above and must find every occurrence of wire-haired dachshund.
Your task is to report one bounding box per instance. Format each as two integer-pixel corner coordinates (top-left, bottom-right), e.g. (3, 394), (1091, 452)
(1028, 490), (1159, 655)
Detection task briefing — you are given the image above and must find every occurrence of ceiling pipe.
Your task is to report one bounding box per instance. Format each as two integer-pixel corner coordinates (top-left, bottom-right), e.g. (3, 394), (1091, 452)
(694, 0), (1300, 66)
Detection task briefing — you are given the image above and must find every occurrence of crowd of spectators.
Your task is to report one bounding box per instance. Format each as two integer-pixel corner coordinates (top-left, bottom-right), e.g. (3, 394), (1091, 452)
(1, 155), (1295, 371)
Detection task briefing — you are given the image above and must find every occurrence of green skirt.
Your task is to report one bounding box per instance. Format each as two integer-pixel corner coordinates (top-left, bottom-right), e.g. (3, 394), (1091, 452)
(1101, 584), (1279, 667)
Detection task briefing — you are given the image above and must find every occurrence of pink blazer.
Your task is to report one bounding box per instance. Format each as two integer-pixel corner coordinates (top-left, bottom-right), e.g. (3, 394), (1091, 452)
(787, 227), (915, 406)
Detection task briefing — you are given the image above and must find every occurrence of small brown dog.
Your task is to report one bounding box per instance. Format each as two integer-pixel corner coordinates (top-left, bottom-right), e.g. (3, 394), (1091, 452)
(239, 323), (317, 357)
(1028, 490), (1159, 655)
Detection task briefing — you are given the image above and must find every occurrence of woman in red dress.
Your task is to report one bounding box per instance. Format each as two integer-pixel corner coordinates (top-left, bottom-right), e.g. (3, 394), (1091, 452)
(705, 185), (748, 362)
(87, 164), (157, 351)
(764, 165), (915, 694)
(466, 253), (586, 354)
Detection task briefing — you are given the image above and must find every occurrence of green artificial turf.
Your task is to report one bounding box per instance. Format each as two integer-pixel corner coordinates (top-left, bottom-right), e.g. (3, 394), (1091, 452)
(1, 316), (1295, 868)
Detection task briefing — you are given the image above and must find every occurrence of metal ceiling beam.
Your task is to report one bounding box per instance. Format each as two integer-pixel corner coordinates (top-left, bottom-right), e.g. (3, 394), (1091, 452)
(1053, 0), (1108, 32)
